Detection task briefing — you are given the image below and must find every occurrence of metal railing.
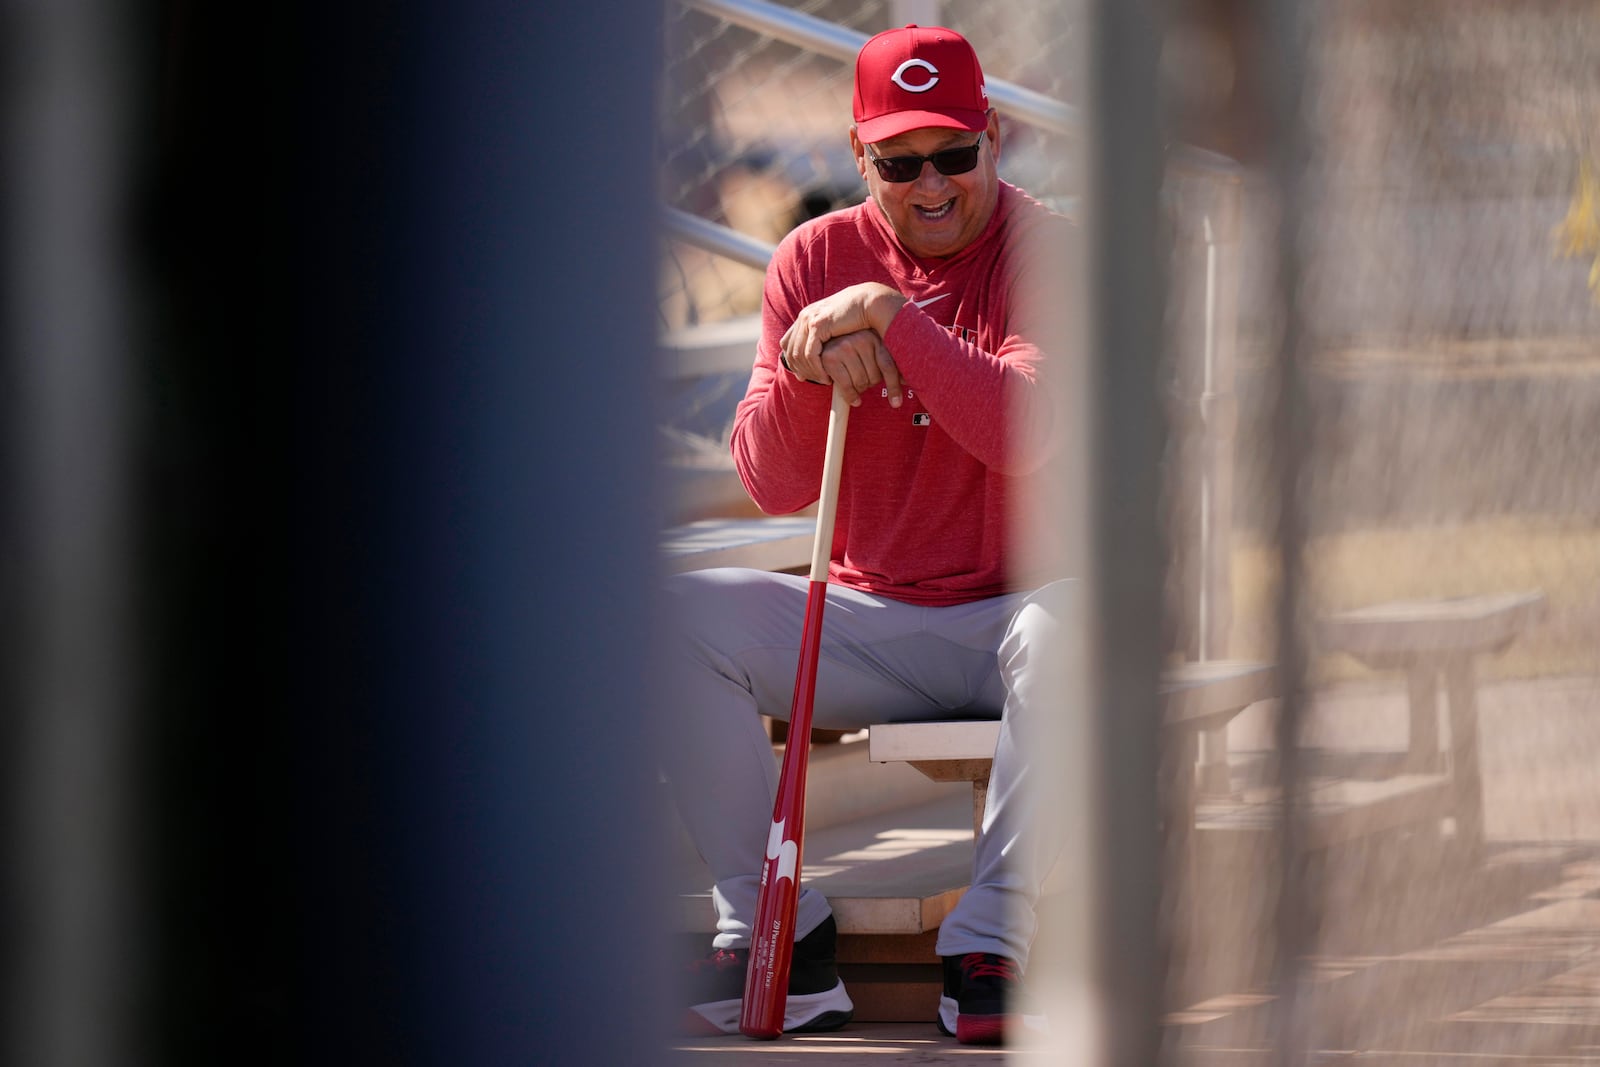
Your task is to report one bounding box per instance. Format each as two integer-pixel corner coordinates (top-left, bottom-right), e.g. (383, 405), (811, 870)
(662, 206), (776, 272)
(660, 0), (1244, 670)
(685, 0), (1081, 136)
(665, 0), (1082, 268)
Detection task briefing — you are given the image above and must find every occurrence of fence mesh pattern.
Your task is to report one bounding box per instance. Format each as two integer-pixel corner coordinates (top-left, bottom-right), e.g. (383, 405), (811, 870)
(660, 1), (1600, 1060)
(658, 1), (1084, 330)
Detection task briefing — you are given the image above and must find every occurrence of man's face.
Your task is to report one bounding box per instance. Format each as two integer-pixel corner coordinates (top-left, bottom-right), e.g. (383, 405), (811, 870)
(851, 112), (1001, 261)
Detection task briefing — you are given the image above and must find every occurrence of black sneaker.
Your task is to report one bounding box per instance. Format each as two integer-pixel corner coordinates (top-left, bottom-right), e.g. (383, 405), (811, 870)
(938, 952), (1019, 1045)
(682, 915), (854, 1035)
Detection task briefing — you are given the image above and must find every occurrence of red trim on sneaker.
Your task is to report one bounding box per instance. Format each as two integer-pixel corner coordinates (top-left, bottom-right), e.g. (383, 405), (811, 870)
(956, 1013), (1011, 1045)
(961, 954), (1018, 982)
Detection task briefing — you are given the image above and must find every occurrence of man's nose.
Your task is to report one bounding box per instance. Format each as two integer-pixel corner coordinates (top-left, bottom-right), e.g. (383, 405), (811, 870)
(911, 161), (950, 190)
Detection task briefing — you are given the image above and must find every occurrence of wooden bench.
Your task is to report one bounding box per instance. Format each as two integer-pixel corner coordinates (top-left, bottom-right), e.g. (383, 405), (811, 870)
(853, 660), (1278, 1019)
(660, 527), (1545, 1012)
(1314, 590), (1548, 856)
(867, 659), (1280, 837)
(661, 522), (1287, 1019)
(1161, 592), (1548, 1003)
(670, 783), (976, 1022)
(866, 660), (1279, 929)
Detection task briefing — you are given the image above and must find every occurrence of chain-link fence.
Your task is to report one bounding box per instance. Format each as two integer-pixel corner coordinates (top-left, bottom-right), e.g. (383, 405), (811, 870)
(658, 0), (1084, 332)
(661, 0), (1600, 1060)
(1188, 5), (1600, 1056)
(657, 1), (1088, 519)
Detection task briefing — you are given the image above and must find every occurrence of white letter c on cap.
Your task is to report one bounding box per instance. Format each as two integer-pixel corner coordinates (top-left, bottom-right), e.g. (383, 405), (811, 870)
(891, 58), (939, 93)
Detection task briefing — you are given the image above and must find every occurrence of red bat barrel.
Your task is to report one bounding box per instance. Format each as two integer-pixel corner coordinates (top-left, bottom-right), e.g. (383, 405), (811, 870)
(739, 388), (849, 1039)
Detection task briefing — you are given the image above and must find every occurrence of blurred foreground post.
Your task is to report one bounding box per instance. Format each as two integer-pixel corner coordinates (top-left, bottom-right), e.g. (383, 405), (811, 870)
(1029, 1), (1170, 1062)
(4, 1), (137, 1063)
(6, 3), (670, 1064)
(1084, 0), (1169, 1061)
(1258, 0), (1314, 1061)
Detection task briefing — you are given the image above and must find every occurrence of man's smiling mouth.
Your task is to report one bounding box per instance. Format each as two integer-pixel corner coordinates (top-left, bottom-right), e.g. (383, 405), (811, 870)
(914, 199), (955, 220)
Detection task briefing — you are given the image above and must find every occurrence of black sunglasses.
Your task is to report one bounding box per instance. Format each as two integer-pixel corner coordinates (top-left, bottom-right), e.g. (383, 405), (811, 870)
(865, 132), (985, 183)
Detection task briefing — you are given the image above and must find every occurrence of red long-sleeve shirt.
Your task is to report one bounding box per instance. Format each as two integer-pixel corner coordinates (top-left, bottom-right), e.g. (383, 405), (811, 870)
(731, 182), (1075, 605)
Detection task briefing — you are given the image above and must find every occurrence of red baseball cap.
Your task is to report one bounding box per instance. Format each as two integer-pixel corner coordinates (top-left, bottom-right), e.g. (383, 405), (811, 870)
(852, 25), (990, 144)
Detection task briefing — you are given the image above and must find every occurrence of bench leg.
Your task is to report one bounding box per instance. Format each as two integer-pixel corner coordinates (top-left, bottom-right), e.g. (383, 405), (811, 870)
(1405, 663), (1442, 774)
(1443, 655), (1485, 858)
(1197, 725), (1233, 797)
(1160, 727), (1201, 1006)
(971, 774), (990, 837)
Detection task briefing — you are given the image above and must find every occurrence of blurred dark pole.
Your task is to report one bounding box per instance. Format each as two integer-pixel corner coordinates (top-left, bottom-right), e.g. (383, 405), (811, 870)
(280, 2), (670, 1063)
(3, 1), (139, 1064)
(1255, 0), (1315, 1062)
(7, 1), (669, 1064)
(1087, 1), (1169, 1062)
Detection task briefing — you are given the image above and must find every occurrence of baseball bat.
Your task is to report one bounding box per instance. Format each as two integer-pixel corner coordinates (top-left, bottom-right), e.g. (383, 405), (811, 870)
(739, 386), (851, 1039)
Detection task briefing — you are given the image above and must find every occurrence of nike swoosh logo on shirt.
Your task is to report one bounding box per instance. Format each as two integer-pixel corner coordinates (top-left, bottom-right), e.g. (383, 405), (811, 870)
(912, 293), (951, 309)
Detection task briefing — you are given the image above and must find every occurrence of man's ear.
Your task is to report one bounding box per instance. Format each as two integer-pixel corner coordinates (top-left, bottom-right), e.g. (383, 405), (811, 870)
(849, 126), (868, 180)
(985, 109), (1002, 164)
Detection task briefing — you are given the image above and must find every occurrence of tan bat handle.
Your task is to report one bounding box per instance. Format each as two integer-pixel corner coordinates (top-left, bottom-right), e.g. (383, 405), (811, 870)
(809, 388), (851, 582)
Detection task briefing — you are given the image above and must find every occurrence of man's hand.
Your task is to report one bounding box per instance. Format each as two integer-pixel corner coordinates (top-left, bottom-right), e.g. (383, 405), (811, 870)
(787, 330), (904, 409)
(780, 282), (906, 383)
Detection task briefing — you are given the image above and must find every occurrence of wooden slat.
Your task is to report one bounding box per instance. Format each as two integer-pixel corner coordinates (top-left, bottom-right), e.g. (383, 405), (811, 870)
(834, 965), (942, 1023)
(674, 792), (975, 936)
(676, 872), (970, 937)
(835, 931), (939, 964)
(1196, 773), (1456, 849)
(1317, 590), (1548, 656)
(869, 720), (999, 764)
(1160, 660), (1279, 730)
(661, 515), (815, 574)
(658, 314), (761, 380)
(867, 660), (1278, 769)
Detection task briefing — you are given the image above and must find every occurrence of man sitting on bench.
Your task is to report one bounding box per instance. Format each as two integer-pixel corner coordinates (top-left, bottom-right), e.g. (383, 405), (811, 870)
(660, 25), (1082, 1046)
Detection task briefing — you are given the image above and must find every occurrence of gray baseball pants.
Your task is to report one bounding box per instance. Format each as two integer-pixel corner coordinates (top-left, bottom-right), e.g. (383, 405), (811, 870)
(660, 568), (1076, 969)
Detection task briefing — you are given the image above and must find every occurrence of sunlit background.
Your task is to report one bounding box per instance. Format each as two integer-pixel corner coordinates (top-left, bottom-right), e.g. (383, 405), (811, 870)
(4, 0), (1597, 1063)
(659, 0), (1600, 1062)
